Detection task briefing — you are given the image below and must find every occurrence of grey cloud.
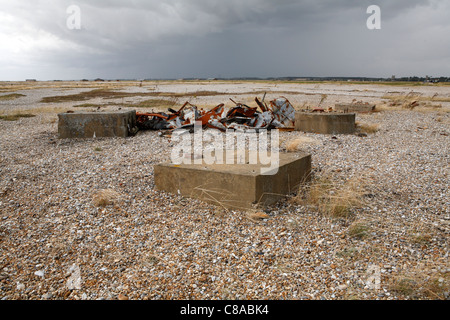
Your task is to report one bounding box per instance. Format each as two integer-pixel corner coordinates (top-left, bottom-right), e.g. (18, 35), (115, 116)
(0, 0), (448, 80)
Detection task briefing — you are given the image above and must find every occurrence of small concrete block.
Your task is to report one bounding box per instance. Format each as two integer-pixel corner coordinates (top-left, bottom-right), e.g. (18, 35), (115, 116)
(295, 112), (356, 134)
(58, 110), (137, 139)
(335, 103), (375, 113)
(154, 151), (311, 210)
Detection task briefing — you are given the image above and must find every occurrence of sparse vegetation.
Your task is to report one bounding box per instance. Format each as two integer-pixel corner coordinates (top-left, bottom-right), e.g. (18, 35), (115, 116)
(408, 225), (434, 245)
(356, 122), (380, 134)
(126, 98), (179, 110)
(73, 103), (106, 108)
(336, 246), (359, 258)
(390, 277), (419, 297)
(317, 94), (327, 108)
(245, 211), (270, 222)
(410, 232), (432, 244)
(347, 221), (370, 239)
(0, 93), (26, 100)
(285, 136), (320, 152)
(40, 89), (238, 103)
(73, 98), (179, 111)
(10, 105), (72, 115)
(0, 113), (36, 121)
(389, 269), (449, 300)
(41, 89), (143, 103)
(40, 88), (313, 106)
(92, 189), (121, 207)
(293, 173), (367, 219)
(286, 139), (302, 152)
(382, 92), (448, 111)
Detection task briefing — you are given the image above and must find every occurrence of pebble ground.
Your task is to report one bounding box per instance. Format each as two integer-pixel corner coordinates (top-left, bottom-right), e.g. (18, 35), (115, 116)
(0, 82), (448, 300)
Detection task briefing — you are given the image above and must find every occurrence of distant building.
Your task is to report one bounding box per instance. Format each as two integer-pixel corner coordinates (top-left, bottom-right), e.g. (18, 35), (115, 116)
(26, 79), (37, 82)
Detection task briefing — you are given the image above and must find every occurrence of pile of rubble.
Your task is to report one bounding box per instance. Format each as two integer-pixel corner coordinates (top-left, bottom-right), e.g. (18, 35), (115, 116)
(135, 96), (295, 132)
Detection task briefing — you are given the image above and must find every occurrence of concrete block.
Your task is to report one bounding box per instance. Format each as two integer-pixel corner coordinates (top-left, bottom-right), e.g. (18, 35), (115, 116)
(295, 112), (355, 134)
(58, 110), (137, 139)
(154, 151), (311, 210)
(335, 103), (375, 113)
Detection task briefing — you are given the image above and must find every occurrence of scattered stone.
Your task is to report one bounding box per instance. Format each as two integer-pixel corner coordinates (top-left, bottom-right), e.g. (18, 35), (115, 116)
(356, 132), (368, 137)
(66, 264), (82, 290)
(118, 294), (129, 300)
(16, 283), (25, 291)
(42, 293), (53, 299)
(34, 270), (44, 278)
(246, 211), (270, 221)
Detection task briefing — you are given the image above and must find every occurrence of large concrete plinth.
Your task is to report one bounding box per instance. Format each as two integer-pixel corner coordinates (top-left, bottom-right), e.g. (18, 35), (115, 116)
(58, 110), (137, 139)
(335, 103), (375, 113)
(295, 112), (356, 134)
(154, 151), (311, 210)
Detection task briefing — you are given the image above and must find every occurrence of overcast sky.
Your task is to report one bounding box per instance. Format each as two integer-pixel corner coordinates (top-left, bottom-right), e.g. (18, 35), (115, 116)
(1, 0), (449, 81)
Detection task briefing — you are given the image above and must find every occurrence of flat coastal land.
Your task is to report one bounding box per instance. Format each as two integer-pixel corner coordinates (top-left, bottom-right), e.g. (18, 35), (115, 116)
(0, 80), (449, 300)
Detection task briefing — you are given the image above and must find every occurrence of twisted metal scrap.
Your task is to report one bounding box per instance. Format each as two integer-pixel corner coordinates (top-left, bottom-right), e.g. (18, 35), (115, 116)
(136, 96), (295, 132)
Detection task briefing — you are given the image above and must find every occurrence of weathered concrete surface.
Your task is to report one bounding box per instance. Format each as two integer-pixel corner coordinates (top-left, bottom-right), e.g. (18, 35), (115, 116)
(154, 151), (311, 210)
(295, 112), (356, 134)
(335, 103), (375, 113)
(58, 110), (137, 139)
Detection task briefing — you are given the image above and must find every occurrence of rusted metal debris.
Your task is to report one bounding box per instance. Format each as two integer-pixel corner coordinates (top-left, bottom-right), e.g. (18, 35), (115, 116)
(136, 96), (295, 132)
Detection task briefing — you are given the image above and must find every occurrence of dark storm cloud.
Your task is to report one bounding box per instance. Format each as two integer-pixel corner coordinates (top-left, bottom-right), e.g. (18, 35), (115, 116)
(0, 0), (448, 80)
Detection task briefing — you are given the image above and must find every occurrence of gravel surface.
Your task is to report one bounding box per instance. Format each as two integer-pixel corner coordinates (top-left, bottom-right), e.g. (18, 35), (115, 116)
(0, 82), (449, 300)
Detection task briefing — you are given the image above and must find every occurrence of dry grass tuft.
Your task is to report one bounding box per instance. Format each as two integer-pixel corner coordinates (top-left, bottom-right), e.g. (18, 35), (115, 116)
(389, 264), (450, 300)
(408, 225), (434, 245)
(336, 246), (360, 259)
(389, 277), (419, 297)
(318, 94), (328, 108)
(285, 137), (320, 152)
(293, 173), (367, 219)
(211, 207), (228, 218)
(410, 232), (432, 245)
(245, 211), (270, 222)
(347, 221), (370, 239)
(356, 122), (380, 134)
(92, 189), (122, 207)
(286, 139), (302, 152)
